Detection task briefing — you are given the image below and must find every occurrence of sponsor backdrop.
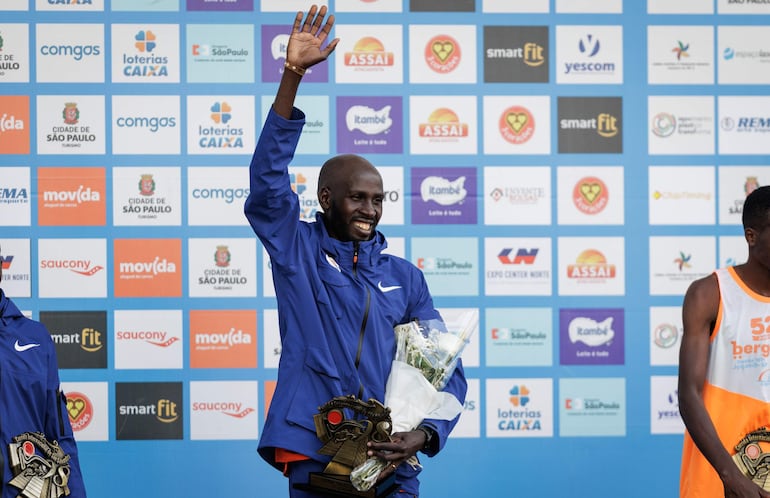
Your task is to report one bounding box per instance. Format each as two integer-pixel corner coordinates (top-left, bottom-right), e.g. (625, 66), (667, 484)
(0, 0), (766, 496)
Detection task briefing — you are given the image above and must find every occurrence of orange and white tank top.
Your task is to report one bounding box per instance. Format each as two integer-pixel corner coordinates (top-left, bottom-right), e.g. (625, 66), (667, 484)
(681, 267), (770, 497)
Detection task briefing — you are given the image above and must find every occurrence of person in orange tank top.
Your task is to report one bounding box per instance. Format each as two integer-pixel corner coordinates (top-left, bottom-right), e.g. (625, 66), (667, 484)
(680, 185), (770, 497)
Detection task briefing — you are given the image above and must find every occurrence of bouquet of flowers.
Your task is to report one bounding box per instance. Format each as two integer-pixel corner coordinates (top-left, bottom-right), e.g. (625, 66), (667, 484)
(350, 309), (478, 492)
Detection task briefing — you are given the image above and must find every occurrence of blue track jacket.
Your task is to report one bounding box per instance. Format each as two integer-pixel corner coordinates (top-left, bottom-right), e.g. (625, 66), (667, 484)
(0, 289), (87, 497)
(245, 107), (467, 492)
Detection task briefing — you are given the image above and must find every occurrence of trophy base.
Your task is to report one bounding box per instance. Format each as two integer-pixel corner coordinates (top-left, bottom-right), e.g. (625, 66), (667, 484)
(293, 472), (398, 498)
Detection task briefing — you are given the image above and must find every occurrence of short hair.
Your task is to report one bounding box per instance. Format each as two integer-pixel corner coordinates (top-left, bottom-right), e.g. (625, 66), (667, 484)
(743, 185), (770, 230)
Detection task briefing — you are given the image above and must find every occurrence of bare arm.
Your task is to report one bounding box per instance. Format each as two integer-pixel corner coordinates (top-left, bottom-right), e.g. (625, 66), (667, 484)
(678, 274), (770, 497)
(273, 4), (339, 119)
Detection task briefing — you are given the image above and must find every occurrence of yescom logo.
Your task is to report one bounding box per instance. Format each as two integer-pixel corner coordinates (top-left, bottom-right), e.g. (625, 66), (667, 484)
(0, 96), (30, 154)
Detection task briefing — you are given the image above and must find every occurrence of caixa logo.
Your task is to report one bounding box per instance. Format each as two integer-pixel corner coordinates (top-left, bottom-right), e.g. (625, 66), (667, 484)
(40, 44), (101, 61)
(116, 116), (177, 133)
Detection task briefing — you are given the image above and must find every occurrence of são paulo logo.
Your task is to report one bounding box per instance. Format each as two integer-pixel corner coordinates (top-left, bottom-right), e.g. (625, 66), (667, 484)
(46, 103), (96, 147)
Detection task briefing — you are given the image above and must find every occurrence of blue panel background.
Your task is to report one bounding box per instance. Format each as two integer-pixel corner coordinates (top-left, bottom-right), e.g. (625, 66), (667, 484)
(1, 0), (765, 496)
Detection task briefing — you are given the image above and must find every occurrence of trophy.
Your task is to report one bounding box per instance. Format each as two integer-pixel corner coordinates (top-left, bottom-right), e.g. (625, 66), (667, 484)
(733, 427), (770, 490)
(8, 432), (72, 498)
(293, 395), (398, 498)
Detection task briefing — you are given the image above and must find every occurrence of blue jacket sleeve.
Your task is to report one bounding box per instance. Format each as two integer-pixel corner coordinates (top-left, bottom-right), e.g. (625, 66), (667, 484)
(243, 106), (306, 265)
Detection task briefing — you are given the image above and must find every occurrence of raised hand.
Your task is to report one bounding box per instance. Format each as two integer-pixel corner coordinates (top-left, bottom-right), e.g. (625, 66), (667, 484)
(286, 4), (339, 71)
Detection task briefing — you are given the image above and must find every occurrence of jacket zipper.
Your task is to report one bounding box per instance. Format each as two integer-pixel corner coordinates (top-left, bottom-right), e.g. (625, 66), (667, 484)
(352, 243), (370, 399)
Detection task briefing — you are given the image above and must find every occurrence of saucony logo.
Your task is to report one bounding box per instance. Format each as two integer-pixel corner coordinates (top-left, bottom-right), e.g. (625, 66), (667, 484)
(14, 340), (40, 352)
(377, 281), (402, 293)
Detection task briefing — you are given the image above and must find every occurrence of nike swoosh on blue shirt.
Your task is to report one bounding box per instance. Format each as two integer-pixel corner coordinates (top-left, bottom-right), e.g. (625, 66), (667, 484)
(378, 281), (402, 293)
(14, 340), (41, 352)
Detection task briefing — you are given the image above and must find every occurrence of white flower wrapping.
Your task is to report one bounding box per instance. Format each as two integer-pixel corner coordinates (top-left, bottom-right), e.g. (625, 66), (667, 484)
(350, 310), (478, 492)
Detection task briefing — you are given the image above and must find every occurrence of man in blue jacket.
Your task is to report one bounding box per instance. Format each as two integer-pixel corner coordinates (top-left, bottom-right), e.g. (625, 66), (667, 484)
(244, 5), (467, 497)
(0, 246), (87, 497)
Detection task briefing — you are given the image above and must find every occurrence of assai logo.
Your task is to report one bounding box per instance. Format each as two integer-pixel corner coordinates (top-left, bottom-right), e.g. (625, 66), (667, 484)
(497, 385), (542, 431)
(425, 34), (461, 73)
(66, 391), (94, 432)
(198, 102), (244, 149)
(567, 249), (616, 279)
(573, 177), (608, 215)
(652, 112), (676, 137)
(344, 37), (394, 69)
(420, 175), (467, 206)
(123, 30), (169, 77)
(418, 108), (468, 140)
(498, 248), (538, 265)
(346, 105), (393, 136)
(499, 106), (535, 144)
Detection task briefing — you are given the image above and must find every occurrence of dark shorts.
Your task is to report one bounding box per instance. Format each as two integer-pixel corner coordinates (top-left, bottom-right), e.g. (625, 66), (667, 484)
(286, 459), (417, 498)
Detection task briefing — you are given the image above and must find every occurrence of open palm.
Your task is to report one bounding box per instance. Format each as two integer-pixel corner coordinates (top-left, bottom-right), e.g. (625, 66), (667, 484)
(286, 5), (339, 70)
